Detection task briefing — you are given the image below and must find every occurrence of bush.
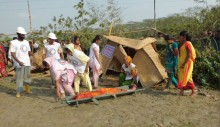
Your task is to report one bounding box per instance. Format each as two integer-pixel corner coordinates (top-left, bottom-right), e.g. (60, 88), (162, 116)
(193, 40), (220, 89)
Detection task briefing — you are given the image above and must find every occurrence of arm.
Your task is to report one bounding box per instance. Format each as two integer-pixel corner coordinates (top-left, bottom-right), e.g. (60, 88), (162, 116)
(94, 49), (101, 65)
(58, 46), (64, 59)
(11, 52), (24, 66)
(173, 48), (179, 56)
(84, 60), (90, 73)
(60, 52), (64, 59)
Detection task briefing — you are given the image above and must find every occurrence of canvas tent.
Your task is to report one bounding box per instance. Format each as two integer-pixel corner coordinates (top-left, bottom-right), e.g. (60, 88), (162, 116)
(101, 35), (167, 88)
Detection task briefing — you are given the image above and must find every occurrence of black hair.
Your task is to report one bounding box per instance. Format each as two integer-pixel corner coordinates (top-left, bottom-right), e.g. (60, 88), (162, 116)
(179, 31), (191, 41)
(164, 34), (173, 40)
(64, 48), (70, 52)
(13, 37), (17, 40)
(92, 35), (102, 43)
(73, 36), (80, 44)
(42, 61), (49, 67)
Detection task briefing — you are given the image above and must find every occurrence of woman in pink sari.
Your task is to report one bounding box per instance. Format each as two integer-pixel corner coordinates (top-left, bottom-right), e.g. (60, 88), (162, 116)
(43, 57), (77, 99)
(0, 42), (8, 78)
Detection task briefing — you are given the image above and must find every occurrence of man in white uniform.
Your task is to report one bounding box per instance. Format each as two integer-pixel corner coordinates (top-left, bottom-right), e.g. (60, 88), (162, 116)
(10, 27), (34, 98)
(43, 33), (64, 87)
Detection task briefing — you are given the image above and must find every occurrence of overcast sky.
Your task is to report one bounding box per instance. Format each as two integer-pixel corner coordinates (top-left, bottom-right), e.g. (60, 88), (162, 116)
(0, 0), (217, 34)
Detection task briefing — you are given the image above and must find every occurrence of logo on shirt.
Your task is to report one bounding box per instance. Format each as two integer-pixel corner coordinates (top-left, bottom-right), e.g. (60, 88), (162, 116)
(20, 45), (28, 53)
(72, 60), (78, 66)
(49, 48), (56, 55)
(58, 59), (66, 65)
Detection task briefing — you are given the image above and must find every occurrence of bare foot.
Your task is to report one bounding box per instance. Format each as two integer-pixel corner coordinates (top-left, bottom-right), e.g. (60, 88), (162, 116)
(180, 90), (184, 96)
(190, 92), (196, 97)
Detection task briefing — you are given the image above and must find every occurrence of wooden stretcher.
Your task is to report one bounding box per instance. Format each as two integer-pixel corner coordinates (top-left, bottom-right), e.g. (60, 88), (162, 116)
(64, 86), (144, 106)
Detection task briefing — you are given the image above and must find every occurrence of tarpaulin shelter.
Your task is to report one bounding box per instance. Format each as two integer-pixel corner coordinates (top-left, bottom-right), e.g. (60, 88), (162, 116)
(101, 35), (167, 87)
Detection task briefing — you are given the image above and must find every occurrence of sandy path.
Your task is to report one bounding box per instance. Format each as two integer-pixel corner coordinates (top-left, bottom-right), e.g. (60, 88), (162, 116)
(0, 76), (219, 127)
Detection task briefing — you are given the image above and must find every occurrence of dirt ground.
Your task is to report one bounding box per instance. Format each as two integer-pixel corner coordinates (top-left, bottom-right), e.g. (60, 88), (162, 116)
(0, 74), (219, 127)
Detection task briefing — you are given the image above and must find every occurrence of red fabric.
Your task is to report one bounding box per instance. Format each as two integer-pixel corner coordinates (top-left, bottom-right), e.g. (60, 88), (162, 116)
(185, 41), (196, 62)
(0, 44), (7, 77)
(178, 60), (191, 89)
(73, 88), (126, 100)
(182, 82), (195, 90)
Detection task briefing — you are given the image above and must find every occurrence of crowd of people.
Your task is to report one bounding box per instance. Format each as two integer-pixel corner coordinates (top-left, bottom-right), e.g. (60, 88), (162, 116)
(0, 26), (203, 100)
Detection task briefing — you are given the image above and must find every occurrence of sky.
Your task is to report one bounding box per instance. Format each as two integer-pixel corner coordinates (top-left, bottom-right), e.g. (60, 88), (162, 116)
(0, 0), (217, 34)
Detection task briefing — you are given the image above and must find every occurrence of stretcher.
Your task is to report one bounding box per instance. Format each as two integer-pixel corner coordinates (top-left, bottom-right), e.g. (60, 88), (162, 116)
(64, 86), (144, 106)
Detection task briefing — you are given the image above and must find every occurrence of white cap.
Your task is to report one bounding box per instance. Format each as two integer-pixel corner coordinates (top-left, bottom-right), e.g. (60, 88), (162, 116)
(16, 27), (27, 34)
(48, 33), (57, 40)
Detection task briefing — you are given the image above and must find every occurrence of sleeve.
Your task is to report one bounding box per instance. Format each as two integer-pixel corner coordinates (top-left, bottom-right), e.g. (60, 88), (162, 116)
(9, 42), (16, 53)
(130, 63), (136, 69)
(93, 44), (99, 51)
(54, 71), (61, 80)
(78, 52), (90, 64)
(33, 43), (39, 48)
(172, 43), (178, 49)
(27, 42), (31, 52)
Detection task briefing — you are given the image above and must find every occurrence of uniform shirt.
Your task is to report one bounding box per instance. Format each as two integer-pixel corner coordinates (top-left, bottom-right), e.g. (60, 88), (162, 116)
(43, 42), (63, 59)
(52, 59), (75, 80)
(122, 63), (136, 80)
(67, 50), (90, 73)
(10, 39), (31, 68)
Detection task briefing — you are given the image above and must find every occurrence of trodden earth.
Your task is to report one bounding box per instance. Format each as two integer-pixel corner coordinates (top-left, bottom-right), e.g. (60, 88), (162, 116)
(0, 73), (219, 127)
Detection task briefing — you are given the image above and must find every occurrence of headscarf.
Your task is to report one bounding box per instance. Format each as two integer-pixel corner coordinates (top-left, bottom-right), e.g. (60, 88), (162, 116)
(43, 57), (55, 68)
(125, 55), (132, 65)
(65, 43), (90, 64)
(65, 43), (75, 54)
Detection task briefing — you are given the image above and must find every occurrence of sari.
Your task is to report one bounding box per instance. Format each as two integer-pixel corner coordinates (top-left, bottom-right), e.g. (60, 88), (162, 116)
(0, 44), (7, 77)
(178, 41), (196, 89)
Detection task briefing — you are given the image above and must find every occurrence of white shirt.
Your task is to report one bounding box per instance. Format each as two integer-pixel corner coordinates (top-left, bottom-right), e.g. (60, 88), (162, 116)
(89, 43), (100, 68)
(10, 39), (31, 68)
(44, 42), (62, 59)
(33, 43), (39, 48)
(67, 50), (89, 73)
(122, 63), (136, 80)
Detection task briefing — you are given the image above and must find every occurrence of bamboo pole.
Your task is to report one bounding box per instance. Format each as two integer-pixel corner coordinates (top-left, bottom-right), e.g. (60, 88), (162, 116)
(27, 0), (32, 33)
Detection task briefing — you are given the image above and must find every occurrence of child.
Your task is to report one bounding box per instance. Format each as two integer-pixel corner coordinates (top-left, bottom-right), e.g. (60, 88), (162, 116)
(164, 35), (178, 91)
(43, 57), (77, 99)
